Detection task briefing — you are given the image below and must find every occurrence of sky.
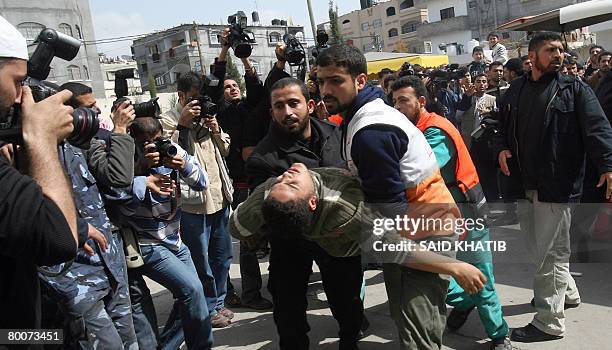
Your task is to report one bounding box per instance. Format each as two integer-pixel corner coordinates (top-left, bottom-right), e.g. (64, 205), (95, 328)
(89, 0), (359, 56)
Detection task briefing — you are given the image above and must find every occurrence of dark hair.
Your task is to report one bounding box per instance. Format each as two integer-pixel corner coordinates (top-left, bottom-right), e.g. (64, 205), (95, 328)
(378, 68), (394, 79)
(590, 45), (604, 55)
(473, 73), (488, 81)
(520, 55), (530, 62)
(577, 62), (584, 70)
(565, 56), (578, 65)
(59, 82), (93, 108)
(176, 71), (202, 93)
(383, 75), (397, 90)
(130, 117), (162, 139)
(504, 58), (524, 76)
(598, 51), (612, 63)
(487, 32), (500, 40)
(390, 76), (428, 101)
(472, 46), (484, 55)
(316, 44), (367, 78)
(270, 77), (311, 101)
(528, 32), (562, 52)
(489, 61), (504, 69)
(262, 195), (314, 237)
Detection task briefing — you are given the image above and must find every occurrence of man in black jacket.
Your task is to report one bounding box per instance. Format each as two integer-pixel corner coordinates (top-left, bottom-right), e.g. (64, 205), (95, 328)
(493, 32), (612, 343)
(245, 77), (361, 350)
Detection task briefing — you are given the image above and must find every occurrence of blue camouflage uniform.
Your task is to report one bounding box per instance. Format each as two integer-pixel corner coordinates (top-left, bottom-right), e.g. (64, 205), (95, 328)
(39, 142), (138, 350)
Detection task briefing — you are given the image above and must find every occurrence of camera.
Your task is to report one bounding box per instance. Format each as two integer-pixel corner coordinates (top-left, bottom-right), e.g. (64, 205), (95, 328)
(397, 62), (415, 77)
(283, 34), (306, 67)
(226, 11), (256, 58)
(112, 69), (161, 119)
(153, 137), (178, 160)
(311, 29), (329, 60)
(186, 95), (218, 118)
(0, 28), (99, 147)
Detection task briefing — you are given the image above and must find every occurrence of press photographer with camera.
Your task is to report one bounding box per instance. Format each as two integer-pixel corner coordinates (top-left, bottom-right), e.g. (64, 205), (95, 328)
(0, 15), (78, 329)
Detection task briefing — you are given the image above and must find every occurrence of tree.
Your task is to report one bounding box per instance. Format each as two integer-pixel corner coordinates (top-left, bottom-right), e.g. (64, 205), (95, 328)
(329, 0), (343, 45)
(225, 54), (245, 96)
(147, 72), (157, 98)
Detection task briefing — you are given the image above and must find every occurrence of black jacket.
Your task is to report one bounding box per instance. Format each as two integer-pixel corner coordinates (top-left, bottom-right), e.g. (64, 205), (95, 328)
(245, 117), (344, 189)
(492, 72), (612, 202)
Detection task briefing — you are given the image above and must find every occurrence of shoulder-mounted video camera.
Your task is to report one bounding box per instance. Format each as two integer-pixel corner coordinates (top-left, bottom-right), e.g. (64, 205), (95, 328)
(226, 11), (256, 58)
(0, 28), (100, 147)
(283, 34), (306, 67)
(311, 29), (329, 61)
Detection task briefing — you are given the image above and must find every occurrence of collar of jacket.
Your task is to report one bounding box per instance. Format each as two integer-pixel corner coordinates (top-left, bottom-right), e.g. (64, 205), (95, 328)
(519, 71), (573, 89)
(343, 85), (386, 126)
(269, 117), (335, 153)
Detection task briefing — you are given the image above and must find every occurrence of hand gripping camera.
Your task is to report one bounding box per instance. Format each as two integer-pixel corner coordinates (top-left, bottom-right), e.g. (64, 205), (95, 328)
(283, 34), (306, 67)
(227, 11), (256, 58)
(0, 28), (99, 147)
(112, 68), (161, 119)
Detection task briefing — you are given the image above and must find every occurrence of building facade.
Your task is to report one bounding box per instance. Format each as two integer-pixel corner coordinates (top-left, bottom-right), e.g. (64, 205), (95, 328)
(0, 0), (105, 97)
(131, 21), (305, 93)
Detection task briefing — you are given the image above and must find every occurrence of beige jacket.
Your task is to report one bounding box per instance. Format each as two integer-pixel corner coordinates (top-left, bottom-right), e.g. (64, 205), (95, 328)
(161, 105), (233, 215)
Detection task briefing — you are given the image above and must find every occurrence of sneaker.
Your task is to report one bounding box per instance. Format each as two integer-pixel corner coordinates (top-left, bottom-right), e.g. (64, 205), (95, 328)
(510, 324), (563, 342)
(225, 292), (242, 308)
(530, 298), (580, 310)
(446, 306), (475, 331)
(219, 307), (234, 320)
(242, 297), (273, 310)
(211, 313), (231, 328)
(491, 337), (512, 350)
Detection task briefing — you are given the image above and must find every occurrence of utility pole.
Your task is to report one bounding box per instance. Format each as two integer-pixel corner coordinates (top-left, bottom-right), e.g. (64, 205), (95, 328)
(193, 21), (205, 75)
(306, 0), (317, 45)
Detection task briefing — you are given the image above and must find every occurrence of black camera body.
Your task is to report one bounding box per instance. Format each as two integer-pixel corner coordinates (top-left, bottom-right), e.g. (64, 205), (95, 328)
(187, 95), (218, 118)
(311, 29), (329, 61)
(112, 68), (161, 119)
(283, 34), (305, 67)
(227, 11), (256, 58)
(153, 137), (177, 161)
(0, 28), (99, 147)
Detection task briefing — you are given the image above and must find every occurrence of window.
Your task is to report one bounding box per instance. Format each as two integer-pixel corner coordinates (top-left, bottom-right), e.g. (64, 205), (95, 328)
(208, 30), (221, 45)
(66, 65), (81, 80)
(155, 74), (165, 86)
(342, 19), (351, 29)
(399, 0), (414, 10)
(502, 32), (510, 39)
(141, 63), (148, 73)
(17, 22), (45, 40)
(48, 67), (56, 81)
(373, 19), (382, 28)
(468, 1), (477, 9)
(361, 22), (369, 31)
(401, 22), (418, 34)
(58, 23), (72, 37)
(440, 7), (455, 20)
(424, 41), (432, 53)
(386, 7), (396, 16)
(75, 25), (82, 39)
(269, 32), (281, 44)
(83, 66), (89, 80)
(148, 45), (159, 55)
(388, 28), (398, 38)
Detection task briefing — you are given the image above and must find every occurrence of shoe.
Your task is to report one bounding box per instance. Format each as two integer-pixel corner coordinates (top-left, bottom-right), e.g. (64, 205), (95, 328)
(225, 292), (242, 308)
(358, 315), (370, 339)
(530, 298), (580, 310)
(490, 337), (512, 350)
(510, 324), (563, 342)
(211, 313), (231, 328)
(219, 307), (234, 320)
(446, 306), (475, 331)
(255, 247), (269, 259)
(242, 297), (273, 310)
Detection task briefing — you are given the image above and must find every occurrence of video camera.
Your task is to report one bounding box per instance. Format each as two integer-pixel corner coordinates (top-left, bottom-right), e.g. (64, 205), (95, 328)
(0, 28), (100, 147)
(397, 62), (415, 77)
(112, 68), (161, 118)
(226, 11), (256, 58)
(283, 34), (306, 67)
(311, 29), (329, 60)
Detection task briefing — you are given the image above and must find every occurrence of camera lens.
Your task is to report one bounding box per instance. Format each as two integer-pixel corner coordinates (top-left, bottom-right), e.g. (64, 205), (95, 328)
(68, 107), (100, 147)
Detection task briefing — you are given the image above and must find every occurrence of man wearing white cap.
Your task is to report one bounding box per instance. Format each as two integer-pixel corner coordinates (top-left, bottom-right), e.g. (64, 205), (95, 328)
(0, 15), (80, 330)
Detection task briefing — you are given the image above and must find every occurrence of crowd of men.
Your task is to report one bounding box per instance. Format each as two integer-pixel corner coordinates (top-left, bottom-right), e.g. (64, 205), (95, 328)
(1, 11), (612, 350)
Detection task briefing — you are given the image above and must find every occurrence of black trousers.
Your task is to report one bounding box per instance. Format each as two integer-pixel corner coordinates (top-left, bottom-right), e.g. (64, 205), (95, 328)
(268, 237), (364, 350)
(470, 139), (501, 202)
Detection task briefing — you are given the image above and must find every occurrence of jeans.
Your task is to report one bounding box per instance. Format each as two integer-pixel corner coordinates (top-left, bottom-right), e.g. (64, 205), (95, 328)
(268, 237), (363, 350)
(139, 243), (212, 349)
(128, 269), (159, 350)
(181, 206), (233, 314)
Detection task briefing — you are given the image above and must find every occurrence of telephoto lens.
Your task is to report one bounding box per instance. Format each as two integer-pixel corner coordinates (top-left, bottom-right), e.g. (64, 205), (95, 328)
(68, 107), (100, 148)
(154, 137), (178, 159)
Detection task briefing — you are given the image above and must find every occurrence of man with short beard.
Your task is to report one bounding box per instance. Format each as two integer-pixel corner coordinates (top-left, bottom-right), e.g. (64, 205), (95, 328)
(587, 50), (612, 90)
(493, 32), (612, 343)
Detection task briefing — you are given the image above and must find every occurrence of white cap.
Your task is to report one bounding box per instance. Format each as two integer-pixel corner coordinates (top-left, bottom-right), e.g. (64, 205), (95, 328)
(0, 15), (28, 60)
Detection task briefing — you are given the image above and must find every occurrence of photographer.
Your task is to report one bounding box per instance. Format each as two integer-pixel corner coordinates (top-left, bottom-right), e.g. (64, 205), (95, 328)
(37, 82), (138, 349)
(0, 16), (78, 329)
(160, 69), (236, 327)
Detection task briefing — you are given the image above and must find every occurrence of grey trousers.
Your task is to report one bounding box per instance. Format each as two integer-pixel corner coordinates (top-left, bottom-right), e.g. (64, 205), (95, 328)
(383, 264), (449, 350)
(519, 190), (581, 336)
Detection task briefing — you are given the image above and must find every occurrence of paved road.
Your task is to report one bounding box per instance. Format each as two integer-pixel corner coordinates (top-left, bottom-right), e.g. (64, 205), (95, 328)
(149, 223), (612, 349)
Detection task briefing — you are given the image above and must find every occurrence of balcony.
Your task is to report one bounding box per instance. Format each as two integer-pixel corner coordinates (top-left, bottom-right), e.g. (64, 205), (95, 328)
(417, 15), (470, 40)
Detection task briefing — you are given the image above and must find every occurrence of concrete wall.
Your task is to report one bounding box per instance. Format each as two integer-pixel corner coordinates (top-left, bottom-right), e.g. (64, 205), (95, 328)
(0, 0), (104, 97)
(424, 0), (468, 23)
